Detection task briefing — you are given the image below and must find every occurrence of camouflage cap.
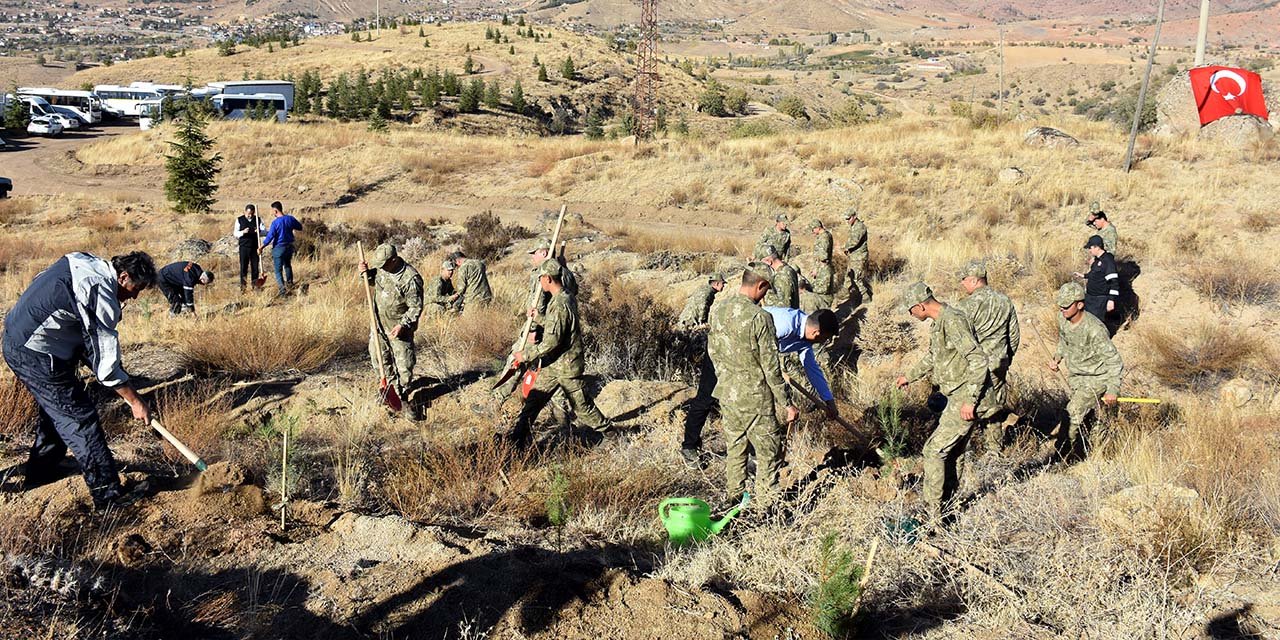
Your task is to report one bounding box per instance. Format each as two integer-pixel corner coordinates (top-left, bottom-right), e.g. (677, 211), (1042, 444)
(900, 281), (934, 312)
(527, 238), (551, 254)
(774, 212), (790, 223)
(744, 261), (774, 287)
(708, 272), (726, 284)
(810, 219), (824, 230)
(753, 243), (779, 260)
(371, 243), (397, 267)
(1056, 282), (1085, 307)
(1089, 200), (1102, 214)
(441, 259), (456, 272)
(960, 259), (987, 280)
(843, 206), (859, 220)
(537, 258), (562, 279)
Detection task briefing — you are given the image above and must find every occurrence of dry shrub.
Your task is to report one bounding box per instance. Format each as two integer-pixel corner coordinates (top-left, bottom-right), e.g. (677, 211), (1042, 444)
(178, 306), (360, 377)
(460, 210), (533, 262)
(580, 279), (695, 381)
(0, 237), (45, 274)
(854, 306), (917, 357)
(85, 211), (122, 233)
(0, 375), (39, 442)
(667, 181), (707, 207)
(382, 437), (533, 525)
(300, 218), (444, 260)
(1190, 256), (1279, 305)
(401, 152), (461, 186)
(0, 197), (38, 224)
(525, 142), (605, 178)
(612, 224), (747, 256)
(551, 452), (687, 536)
(865, 242), (907, 282)
(1241, 212), (1273, 233)
(1140, 324), (1261, 388)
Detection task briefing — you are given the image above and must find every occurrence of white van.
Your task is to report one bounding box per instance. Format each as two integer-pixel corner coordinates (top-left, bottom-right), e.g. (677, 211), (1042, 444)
(138, 99), (163, 130)
(16, 88), (102, 124)
(3, 94), (78, 130)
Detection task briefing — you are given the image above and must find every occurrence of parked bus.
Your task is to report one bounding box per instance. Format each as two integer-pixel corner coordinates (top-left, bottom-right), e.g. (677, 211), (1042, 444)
(138, 99), (163, 130)
(212, 93), (288, 123)
(206, 81), (294, 111)
(94, 85), (164, 118)
(128, 82), (189, 97)
(16, 88), (102, 124)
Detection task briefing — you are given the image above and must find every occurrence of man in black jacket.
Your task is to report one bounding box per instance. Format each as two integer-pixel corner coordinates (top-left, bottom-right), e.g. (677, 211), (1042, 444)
(235, 204), (265, 291)
(1076, 235), (1118, 322)
(158, 261), (213, 315)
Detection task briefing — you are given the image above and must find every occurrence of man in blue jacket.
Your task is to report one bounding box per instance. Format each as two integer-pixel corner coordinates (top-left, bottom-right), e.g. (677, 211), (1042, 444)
(2, 251), (157, 510)
(261, 200), (302, 295)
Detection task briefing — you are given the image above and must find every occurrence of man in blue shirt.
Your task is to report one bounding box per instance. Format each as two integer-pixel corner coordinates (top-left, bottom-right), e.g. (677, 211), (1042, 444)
(260, 200), (302, 295)
(680, 306), (839, 466)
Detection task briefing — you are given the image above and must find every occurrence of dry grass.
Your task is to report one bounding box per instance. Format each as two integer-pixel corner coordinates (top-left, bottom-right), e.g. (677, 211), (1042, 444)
(1139, 324), (1262, 389)
(610, 223), (751, 257)
(382, 435), (534, 526)
(176, 297), (363, 377)
(1189, 255), (1279, 306)
(0, 374), (39, 442)
(152, 387), (233, 465)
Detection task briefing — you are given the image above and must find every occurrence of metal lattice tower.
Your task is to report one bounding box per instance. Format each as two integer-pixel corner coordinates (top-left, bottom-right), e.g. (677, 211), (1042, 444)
(632, 0), (658, 140)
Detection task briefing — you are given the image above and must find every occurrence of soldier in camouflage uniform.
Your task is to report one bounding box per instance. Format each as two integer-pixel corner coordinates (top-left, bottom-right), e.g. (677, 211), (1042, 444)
(843, 208), (870, 304)
(510, 259), (614, 446)
(425, 259), (459, 314)
(954, 260), (1021, 452)
(1085, 201), (1118, 256)
(756, 213), (792, 259)
(361, 244), (425, 406)
(896, 282), (989, 524)
(529, 240), (579, 316)
(449, 250), (493, 311)
(707, 262), (799, 502)
(759, 245), (800, 309)
(801, 258), (836, 312)
(1049, 282), (1122, 458)
(676, 273), (725, 330)
(811, 219), (833, 263)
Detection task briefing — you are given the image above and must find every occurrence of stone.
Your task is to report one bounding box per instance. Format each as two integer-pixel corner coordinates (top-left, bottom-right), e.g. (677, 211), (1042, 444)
(1156, 70), (1278, 138)
(1023, 126), (1079, 148)
(1219, 378), (1255, 408)
(1198, 114), (1275, 147)
(172, 238), (213, 261)
(997, 167), (1026, 184)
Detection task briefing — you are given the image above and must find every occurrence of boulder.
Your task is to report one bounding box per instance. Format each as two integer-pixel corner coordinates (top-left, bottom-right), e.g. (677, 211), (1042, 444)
(997, 167), (1026, 184)
(172, 238), (212, 261)
(1154, 71), (1201, 137)
(1023, 126), (1079, 148)
(1199, 114), (1275, 147)
(1219, 378), (1255, 408)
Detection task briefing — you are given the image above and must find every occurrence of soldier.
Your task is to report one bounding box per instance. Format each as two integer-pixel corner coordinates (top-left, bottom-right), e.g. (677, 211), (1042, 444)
(449, 250), (493, 311)
(360, 244), (424, 414)
(759, 245), (800, 309)
(895, 282), (989, 525)
(529, 239), (577, 316)
(676, 273), (725, 330)
(757, 213), (792, 259)
(954, 260), (1020, 453)
(426, 259), (458, 314)
(1075, 235), (1119, 322)
(1048, 282), (1122, 459)
(811, 219), (832, 263)
(801, 257), (836, 312)
(707, 262), (798, 502)
(510, 259), (614, 446)
(843, 208), (870, 304)
(1085, 202), (1118, 256)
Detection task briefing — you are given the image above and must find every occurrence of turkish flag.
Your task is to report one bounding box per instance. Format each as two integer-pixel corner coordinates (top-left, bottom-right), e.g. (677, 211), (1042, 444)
(1189, 66), (1269, 126)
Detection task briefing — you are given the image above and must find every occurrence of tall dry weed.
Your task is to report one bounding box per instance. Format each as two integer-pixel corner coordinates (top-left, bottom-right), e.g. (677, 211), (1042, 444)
(1190, 255), (1279, 306)
(382, 436), (533, 526)
(1139, 324), (1261, 389)
(0, 375), (39, 442)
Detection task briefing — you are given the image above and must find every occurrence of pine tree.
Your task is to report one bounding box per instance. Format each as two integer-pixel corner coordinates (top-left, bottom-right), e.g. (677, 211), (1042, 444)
(502, 14), (510, 25)
(164, 109), (222, 215)
(418, 26), (425, 37)
(458, 78), (483, 113)
(485, 26), (494, 40)
(442, 70), (460, 96)
(351, 30), (360, 42)
(509, 78), (526, 114)
(532, 53), (540, 66)
(537, 63), (548, 82)
(584, 108), (604, 139)
(367, 110), (387, 132)
(267, 42), (273, 53)
(423, 38), (430, 48)
(560, 56), (575, 80)
(3, 86), (31, 131)
(483, 79), (501, 109)
(463, 54), (475, 74)
(518, 15), (526, 26)
(508, 45), (515, 55)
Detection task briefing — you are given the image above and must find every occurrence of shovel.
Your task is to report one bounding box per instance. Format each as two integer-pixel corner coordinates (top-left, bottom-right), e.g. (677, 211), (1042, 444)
(150, 419), (208, 472)
(358, 242), (403, 412)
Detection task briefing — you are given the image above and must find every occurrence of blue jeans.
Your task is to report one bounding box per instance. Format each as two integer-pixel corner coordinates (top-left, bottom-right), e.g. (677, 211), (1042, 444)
(271, 244), (295, 294)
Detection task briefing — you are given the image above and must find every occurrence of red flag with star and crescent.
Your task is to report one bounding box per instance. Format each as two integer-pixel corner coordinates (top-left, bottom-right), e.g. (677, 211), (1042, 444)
(1189, 65), (1269, 126)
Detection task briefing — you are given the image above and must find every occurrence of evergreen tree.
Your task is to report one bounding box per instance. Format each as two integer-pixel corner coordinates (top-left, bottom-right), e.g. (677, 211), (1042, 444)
(483, 79), (501, 109)
(537, 63), (548, 82)
(532, 53), (540, 66)
(164, 109), (222, 215)
(560, 56), (575, 80)
(518, 15), (526, 26)
(463, 54), (475, 74)
(3, 87), (31, 131)
(442, 70), (460, 96)
(674, 113), (689, 135)
(509, 78), (526, 114)
(418, 26), (425, 37)
(35, 52), (47, 65)
(352, 30), (361, 42)
(584, 108), (604, 139)
(267, 42), (273, 53)
(458, 78), (483, 113)
(217, 40), (234, 56)
(424, 38), (430, 48)
(485, 26), (494, 40)
(368, 110), (387, 132)
(655, 104), (668, 132)
(502, 14), (510, 26)
(509, 45), (515, 55)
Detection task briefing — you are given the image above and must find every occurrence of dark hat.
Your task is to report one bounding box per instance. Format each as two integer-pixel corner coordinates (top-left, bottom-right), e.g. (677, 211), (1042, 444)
(1084, 235), (1105, 249)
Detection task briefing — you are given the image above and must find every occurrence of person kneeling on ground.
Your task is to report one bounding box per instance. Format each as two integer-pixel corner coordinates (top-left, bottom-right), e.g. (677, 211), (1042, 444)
(508, 259), (614, 447)
(158, 261), (213, 315)
(2, 251), (157, 510)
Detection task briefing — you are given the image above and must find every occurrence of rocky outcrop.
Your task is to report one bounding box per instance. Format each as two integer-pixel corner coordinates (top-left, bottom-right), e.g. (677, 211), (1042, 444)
(1200, 114), (1275, 146)
(1155, 70), (1276, 143)
(1023, 127), (1079, 148)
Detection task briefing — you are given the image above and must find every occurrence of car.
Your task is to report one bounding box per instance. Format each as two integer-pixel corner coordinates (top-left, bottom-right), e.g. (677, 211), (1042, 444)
(27, 115), (63, 137)
(49, 112), (79, 130)
(0, 177), (11, 198)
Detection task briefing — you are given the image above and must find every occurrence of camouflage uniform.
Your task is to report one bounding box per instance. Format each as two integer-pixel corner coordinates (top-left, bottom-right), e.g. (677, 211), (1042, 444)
(1087, 201), (1118, 255)
(707, 263), (793, 501)
(757, 215), (792, 259)
(535, 261), (578, 317)
(512, 260), (610, 441)
(902, 283), (989, 522)
(425, 260), (457, 314)
(1053, 283), (1123, 450)
(676, 279), (721, 330)
(366, 245), (424, 397)
(763, 261), (800, 309)
(844, 210), (870, 302)
(453, 257), (493, 310)
(812, 221), (833, 263)
(802, 261), (836, 312)
(953, 262), (1021, 451)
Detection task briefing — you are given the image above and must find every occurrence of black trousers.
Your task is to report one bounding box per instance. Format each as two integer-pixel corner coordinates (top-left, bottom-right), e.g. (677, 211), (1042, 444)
(158, 282), (186, 314)
(681, 356), (718, 450)
(238, 244), (260, 286)
(1084, 295), (1108, 322)
(2, 342), (122, 505)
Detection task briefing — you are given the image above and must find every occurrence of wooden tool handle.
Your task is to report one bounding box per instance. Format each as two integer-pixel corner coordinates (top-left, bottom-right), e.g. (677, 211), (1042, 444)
(150, 419), (208, 472)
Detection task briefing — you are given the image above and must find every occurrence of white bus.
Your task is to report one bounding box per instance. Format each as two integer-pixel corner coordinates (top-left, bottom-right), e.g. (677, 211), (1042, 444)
(94, 85), (164, 118)
(16, 88), (102, 124)
(206, 81), (294, 111)
(138, 99), (163, 130)
(212, 93), (288, 123)
(128, 82), (188, 96)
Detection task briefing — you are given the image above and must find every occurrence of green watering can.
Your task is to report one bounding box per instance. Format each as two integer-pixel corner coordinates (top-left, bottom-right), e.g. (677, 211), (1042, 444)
(659, 493), (749, 546)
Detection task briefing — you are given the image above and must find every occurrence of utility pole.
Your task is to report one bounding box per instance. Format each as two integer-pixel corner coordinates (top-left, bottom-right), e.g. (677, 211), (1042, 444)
(376, 0), (381, 39)
(1194, 0), (1210, 66)
(1124, 0), (1166, 173)
(632, 0), (659, 140)
(997, 26), (1004, 121)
